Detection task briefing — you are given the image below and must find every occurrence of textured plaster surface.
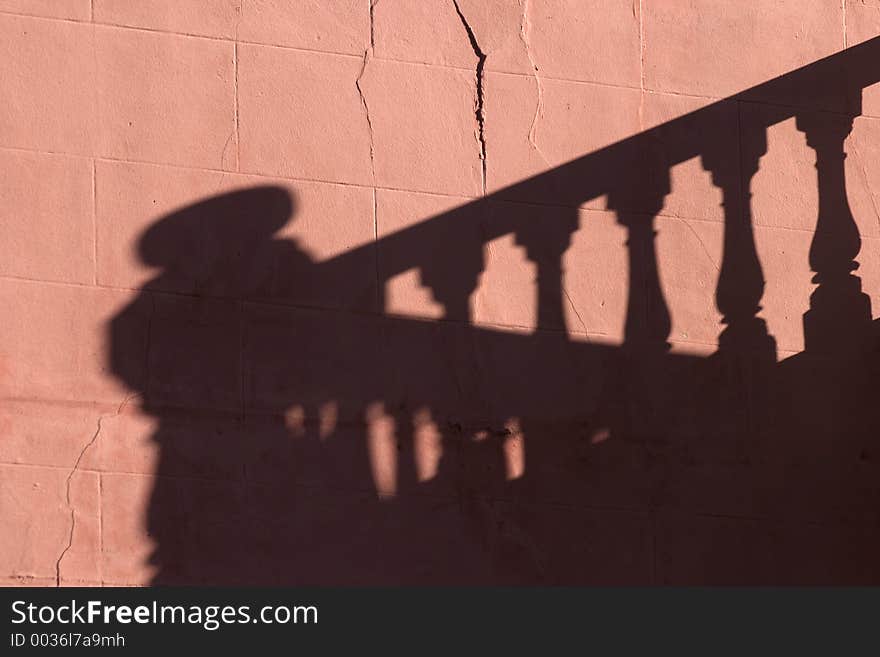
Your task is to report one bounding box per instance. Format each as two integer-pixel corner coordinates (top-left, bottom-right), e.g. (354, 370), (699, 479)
(2, 2), (880, 585)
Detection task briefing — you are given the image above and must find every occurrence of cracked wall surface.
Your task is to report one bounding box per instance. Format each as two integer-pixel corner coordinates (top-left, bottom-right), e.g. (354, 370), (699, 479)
(2, 1), (880, 585)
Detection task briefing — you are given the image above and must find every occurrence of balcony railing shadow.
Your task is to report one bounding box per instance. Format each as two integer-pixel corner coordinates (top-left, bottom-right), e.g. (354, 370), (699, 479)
(109, 37), (880, 584)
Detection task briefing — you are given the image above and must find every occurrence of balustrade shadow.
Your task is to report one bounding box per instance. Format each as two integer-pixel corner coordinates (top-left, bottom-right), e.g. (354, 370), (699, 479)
(110, 37), (880, 584)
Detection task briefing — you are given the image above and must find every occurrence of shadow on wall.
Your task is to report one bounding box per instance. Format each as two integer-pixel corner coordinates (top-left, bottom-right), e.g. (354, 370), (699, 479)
(109, 37), (880, 584)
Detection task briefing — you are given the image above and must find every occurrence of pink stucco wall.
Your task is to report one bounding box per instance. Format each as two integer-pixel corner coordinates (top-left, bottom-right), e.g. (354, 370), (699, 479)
(3, 1), (880, 585)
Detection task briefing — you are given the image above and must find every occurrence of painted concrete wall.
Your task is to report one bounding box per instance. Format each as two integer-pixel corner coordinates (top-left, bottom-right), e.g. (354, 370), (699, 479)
(2, 1), (880, 585)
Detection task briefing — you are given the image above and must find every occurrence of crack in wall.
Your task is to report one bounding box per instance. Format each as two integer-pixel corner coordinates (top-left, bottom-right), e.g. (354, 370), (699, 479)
(678, 217), (721, 273)
(55, 294), (154, 586)
(362, 0), (380, 313)
(451, 0), (487, 194)
(55, 392), (135, 586)
(225, 1), (242, 172)
(562, 285), (591, 339)
(356, 50), (376, 184)
(369, 0), (377, 49)
(357, 0), (376, 183)
(519, 0), (547, 165)
(219, 125), (236, 171)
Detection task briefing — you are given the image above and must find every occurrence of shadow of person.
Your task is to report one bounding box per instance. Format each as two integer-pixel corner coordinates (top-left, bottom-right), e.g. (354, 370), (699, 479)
(107, 186), (307, 583)
(135, 185), (304, 299)
(107, 186), (506, 584)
